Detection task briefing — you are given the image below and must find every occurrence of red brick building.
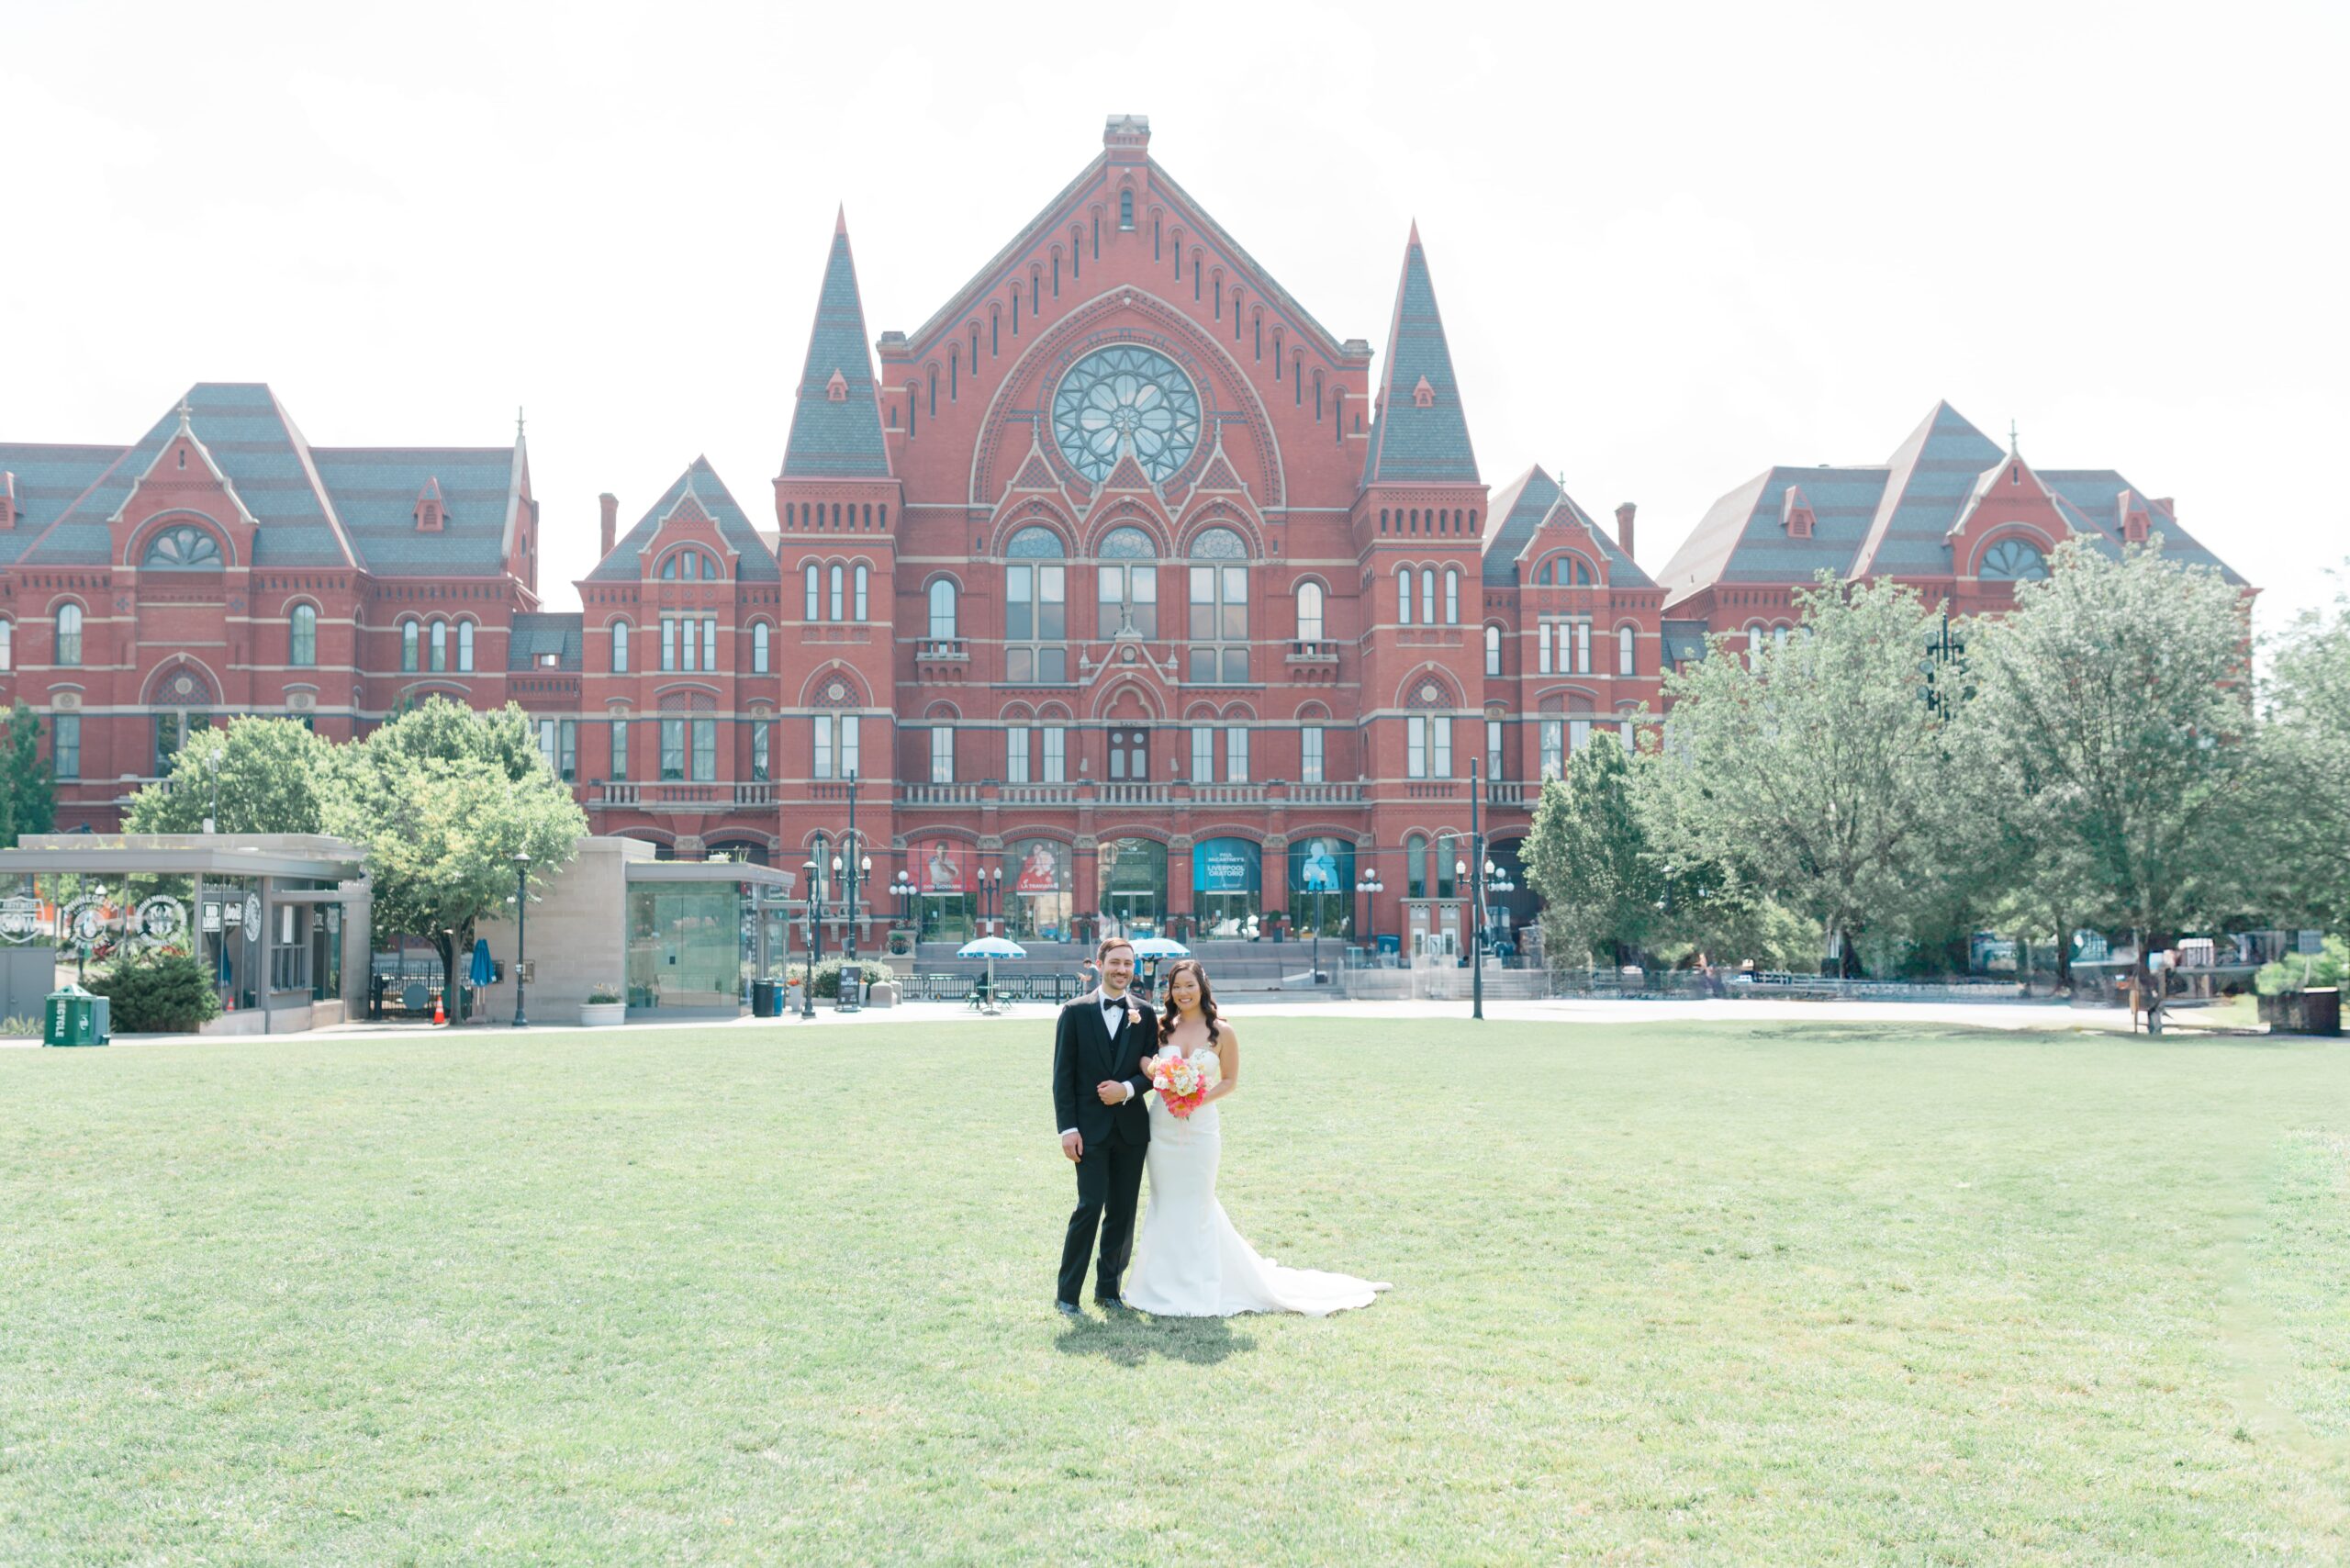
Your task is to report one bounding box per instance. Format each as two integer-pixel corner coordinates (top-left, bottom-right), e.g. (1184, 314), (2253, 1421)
(0, 117), (2240, 959)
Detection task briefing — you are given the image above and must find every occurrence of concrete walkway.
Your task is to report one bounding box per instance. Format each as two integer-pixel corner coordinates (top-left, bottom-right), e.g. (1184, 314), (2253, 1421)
(10, 993), (2259, 1047)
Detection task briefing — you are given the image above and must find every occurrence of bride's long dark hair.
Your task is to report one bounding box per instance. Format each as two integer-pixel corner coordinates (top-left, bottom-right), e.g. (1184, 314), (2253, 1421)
(1157, 958), (1222, 1045)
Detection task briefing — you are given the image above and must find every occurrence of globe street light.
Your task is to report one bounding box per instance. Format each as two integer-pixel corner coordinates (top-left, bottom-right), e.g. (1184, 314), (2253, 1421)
(1356, 870), (1384, 966)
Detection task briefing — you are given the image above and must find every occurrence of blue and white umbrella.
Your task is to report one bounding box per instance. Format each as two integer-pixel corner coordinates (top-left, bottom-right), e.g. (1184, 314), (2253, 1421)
(1129, 935), (1191, 959)
(957, 935), (1026, 1010)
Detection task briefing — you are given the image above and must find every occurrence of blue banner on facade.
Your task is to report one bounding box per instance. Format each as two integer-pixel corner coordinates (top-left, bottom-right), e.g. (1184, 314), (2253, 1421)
(1192, 837), (1261, 892)
(1287, 836), (1354, 895)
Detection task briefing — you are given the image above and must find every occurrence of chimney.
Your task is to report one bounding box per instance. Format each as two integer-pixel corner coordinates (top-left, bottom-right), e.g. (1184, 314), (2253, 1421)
(1615, 501), (1637, 561)
(599, 493), (618, 559)
(0, 470), (16, 530)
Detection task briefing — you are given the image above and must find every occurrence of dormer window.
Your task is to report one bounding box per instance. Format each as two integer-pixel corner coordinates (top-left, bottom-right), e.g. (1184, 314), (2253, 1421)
(414, 477), (446, 532)
(826, 368), (848, 403)
(1412, 375), (1436, 409)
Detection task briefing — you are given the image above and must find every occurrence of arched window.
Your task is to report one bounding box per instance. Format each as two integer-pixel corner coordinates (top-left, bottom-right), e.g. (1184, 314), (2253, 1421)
(1119, 188), (1135, 229)
(142, 523), (223, 569)
(1406, 833), (1428, 900)
(928, 579), (958, 642)
(1746, 622), (1765, 668)
(1437, 832), (1458, 899)
(828, 564), (845, 622)
(753, 622), (771, 673)
(804, 563), (820, 621)
(1979, 539), (2050, 580)
(1618, 625), (1636, 675)
(430, 620), (449, 673)
(1006, 526), (1068, 682)
(612, 621), (632, 673)
(1485, 623), (1502, 676)
(400, 619), (419, 672)
(1396, 565), (1414, 626)
(1420, 568), (1437, 626)
(0, 618), (11, 673)
(1443, 568), (1460, 625)
(1186, 529), (1249, 682)
(1296, 581), (1325, 643)
(54, 607), (83, 668)
(289, 604), (317, 667)
(854, 564), (869, 622)
(1097, 525), (1158, 637)
(457, 619), (476, 672)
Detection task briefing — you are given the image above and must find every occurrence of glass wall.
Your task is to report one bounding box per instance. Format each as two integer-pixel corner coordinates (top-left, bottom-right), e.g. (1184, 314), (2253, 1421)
(912, 836), (974, 940)
(627, 884), (744, 1012)
(1005, 836), (1074, 942)
(1286, 836), (1354, 941)
(1096, 837), (1168, 935)
(1192, 837), (1261, 937)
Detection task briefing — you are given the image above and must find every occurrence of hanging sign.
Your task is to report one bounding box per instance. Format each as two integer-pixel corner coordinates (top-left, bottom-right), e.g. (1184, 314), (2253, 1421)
(1192, 837), (1261, 893)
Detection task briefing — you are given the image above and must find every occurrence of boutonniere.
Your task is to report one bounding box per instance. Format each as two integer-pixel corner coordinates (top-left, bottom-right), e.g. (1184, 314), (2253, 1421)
(1122, 999), (1142, 1027)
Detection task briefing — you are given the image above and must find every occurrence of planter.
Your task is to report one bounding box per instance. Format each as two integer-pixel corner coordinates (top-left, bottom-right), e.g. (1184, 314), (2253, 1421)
(578, 1002), (627, 1027)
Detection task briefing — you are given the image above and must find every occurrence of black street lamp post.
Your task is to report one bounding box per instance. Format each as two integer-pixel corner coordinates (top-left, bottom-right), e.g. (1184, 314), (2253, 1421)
(1919, 607), (1968, 716)
(893, 869), (915, 945)
(510, 850), (531, 1028)
(1468, 756), (1486, 1021)
(981, 866), (1003, 935)
(1356, 868), (1384, 966)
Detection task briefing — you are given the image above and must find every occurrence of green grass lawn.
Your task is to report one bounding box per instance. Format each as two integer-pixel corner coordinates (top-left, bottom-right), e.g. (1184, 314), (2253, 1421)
(5, 1018), (2350, 1564)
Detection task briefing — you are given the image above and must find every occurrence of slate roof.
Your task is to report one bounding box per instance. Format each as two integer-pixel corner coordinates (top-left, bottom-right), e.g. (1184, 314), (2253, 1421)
(1360, 226), (1478, 487)
(585, 457), (778, 583)
(780, 214), (892, 480)
(3, 383), (527, 577)
(0, 443), (129, 565)
(508, 611), (582, 671)
(1661, 619), (1710, 666)
(1651, 400), (2245, 608)
(310, 443), (520, 576)
(1482, 465), (1653, 588)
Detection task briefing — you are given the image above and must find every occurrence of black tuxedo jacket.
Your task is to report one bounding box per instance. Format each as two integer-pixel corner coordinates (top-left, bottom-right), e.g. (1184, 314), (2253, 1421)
(1052, 989), (1158, 1147)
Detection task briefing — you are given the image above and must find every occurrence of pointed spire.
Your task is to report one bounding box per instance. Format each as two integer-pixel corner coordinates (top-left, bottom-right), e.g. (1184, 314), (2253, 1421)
(834, 202), (847, 236)
(175, 397), (194, 435)
(781, 214), (892, 479)
(2009, 418), (2019, 457)
(1360, 223), (1478, 487)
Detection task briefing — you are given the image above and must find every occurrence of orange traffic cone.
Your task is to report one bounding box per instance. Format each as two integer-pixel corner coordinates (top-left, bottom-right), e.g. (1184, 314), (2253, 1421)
(432, 993), (446, 1025)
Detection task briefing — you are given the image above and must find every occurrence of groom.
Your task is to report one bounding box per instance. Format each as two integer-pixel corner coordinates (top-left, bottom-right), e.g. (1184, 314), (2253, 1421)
(1052, 935), (1158, 1315)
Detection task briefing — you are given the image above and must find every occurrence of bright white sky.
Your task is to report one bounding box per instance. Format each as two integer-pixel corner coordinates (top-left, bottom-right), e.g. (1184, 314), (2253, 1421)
(7, 2), (2344, 633)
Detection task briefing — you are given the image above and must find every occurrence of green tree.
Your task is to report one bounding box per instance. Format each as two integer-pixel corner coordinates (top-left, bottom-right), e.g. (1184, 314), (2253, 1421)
(1646, 574), (1954, 975)
(1963, 539), (2261, 1017)
(123, 716), (330, 835)
(1522, 732), (1665, 967)
(2255, 581), (2350, 933)
(320, 700), (585, 1019)
(0, 700), (56, 847)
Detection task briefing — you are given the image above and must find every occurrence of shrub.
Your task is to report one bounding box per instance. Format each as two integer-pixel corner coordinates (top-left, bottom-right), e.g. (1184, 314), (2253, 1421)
(2256, 936), (2346, 996)
(1, 1014), (38, 1039)
(586, 981), (624, 1005)
(89, 951), (222, 1034)
(783, 956), (897, 1000)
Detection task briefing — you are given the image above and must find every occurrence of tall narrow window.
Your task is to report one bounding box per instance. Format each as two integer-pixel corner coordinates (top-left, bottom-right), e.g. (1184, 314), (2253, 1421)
(1120, 189), (1135, 229)
(430, 621), (448, 672)
(829, 565), (845, 622)
(1618, 625), (1636, 675)
(1191, 726), (1214, 781)
(1484, 623), (1501, 676)
(1042, 725), (1066, 782)
(1396, 566), (1413, 626)
(840, 714), (860, 777)
(1007, 726), (1031, 783)
(1539, 720), (1564, 779)
(1004, 527), (1068, 682)
(1301, 726), (1324, 783)
(0, 618), (13, 672)
(928, 579), (957, 642)
(752, 720), (771, 781)
(1296, 581), (1325, 642)
(1576, 622), (1591, 675)
(1406, 833), (1427, 900)
(289, 604), (317, 667)
(691, 718), (716, 782)
(560, 720), (577, 782)
(1444, 569), (1460, 625)
(701, 618), (717, 672)
(804, 564), (820, 621)
(1432, 716), (1452, 777)
(930, 726), (955, 783)
(457, 620), (475, 672)
(753, 622), (770, 673)
(812, 715), (833, 779)
(612, 621), (631, 673)
(1419, 568), (1436, 627)
(1226, 726), (1249, 783)
(1486, 718), (1503, 780)
(660, 619), (677, 672)
(1407, 715), (1428, 778)
(1095, 526), (1158, 638)
(1539, 622), (1554, 675)
(610, 719), (630, 781)
(854, 564), (868, 622)
(1185, 528), (1249, 682)
(53, 714), (80, 778)
(400, 619), (418, 672)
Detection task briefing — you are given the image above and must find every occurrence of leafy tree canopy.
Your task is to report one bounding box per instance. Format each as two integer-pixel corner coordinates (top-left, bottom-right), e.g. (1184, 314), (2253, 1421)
(124, 717), (330, 836)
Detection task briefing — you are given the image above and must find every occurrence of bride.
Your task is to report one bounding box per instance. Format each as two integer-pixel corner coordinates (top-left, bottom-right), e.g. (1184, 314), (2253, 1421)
(1124, 959), (1390, 1317)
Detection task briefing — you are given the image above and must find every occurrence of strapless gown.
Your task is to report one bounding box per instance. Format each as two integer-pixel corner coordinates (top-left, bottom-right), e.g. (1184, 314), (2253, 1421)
(1123, 1050), (1391, 1317)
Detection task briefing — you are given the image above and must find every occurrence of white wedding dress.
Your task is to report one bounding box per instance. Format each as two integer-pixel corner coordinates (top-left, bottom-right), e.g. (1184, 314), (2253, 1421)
(1124, 1047), (1391, 1317)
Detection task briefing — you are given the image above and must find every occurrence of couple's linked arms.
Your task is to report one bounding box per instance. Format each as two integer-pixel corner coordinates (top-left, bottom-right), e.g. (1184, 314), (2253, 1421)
(1054, 1003), (1154, 1160)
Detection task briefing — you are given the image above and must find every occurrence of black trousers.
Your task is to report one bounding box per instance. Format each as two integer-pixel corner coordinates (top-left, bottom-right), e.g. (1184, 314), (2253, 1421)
(1059, 1132), (1147, 1305)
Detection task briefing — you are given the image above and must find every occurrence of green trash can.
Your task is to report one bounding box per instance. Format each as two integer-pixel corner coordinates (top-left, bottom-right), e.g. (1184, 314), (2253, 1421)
(44, 984), (111, 1047)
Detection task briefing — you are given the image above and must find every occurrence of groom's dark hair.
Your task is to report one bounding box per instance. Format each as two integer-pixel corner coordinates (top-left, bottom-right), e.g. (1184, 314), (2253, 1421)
(1094, 935), (1136, 964)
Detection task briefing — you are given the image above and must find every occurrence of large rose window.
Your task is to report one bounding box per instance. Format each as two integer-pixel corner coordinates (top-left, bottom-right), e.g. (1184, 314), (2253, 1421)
(1050, 345), (1202, 485)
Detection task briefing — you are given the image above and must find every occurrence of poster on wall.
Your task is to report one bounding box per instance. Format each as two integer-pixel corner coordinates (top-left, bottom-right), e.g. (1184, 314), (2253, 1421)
(1192, 837), (1261, 892)
(918, 839), (971, 893)
(1287, 837), (1354, 895)
(1097, 837), (1168, 892)
(1012, 839), (1069, 895)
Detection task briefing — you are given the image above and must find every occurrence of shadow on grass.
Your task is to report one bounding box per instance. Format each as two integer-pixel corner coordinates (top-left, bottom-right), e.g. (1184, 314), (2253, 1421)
(1055, 1310), (1255, 1367)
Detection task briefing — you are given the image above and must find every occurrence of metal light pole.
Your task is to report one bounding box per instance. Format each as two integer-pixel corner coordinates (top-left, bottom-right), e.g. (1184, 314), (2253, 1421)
(510, 850), (531, 1028)
(800, 857), (821, 1019)
(841, 771), (860, 969)
(1357, 869), (1383, 966)
(1469, 756), (1485, 1022)
(202, 745), (222, 834)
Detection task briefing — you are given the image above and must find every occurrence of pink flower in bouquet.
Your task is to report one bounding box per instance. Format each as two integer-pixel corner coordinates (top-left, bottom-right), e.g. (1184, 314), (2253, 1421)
(1149, 1050), (1217, 1119)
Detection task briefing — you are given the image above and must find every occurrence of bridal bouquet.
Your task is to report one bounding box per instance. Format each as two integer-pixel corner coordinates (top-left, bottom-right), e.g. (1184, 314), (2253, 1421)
(1149, 1050), (1220, 1119)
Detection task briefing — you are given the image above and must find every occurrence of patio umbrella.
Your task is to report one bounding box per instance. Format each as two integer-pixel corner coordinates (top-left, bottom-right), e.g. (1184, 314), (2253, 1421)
(1128, 936), (1190, 958)
(957, 935), (1027, 1009)
(468, 937), (495, 988)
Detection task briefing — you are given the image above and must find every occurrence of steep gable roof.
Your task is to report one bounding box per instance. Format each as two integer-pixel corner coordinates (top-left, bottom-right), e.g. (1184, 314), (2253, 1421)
(780, 210), (892, 480)
(1483, 464), (1651, 588)
(1849, 401), (2005, 577)
(20, 383), (358, 568)
(586, 456), (778, 582)
(311, 442), (521, 576)
(1360, 225), (1478, 487)
(0, 443), (129, 566)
